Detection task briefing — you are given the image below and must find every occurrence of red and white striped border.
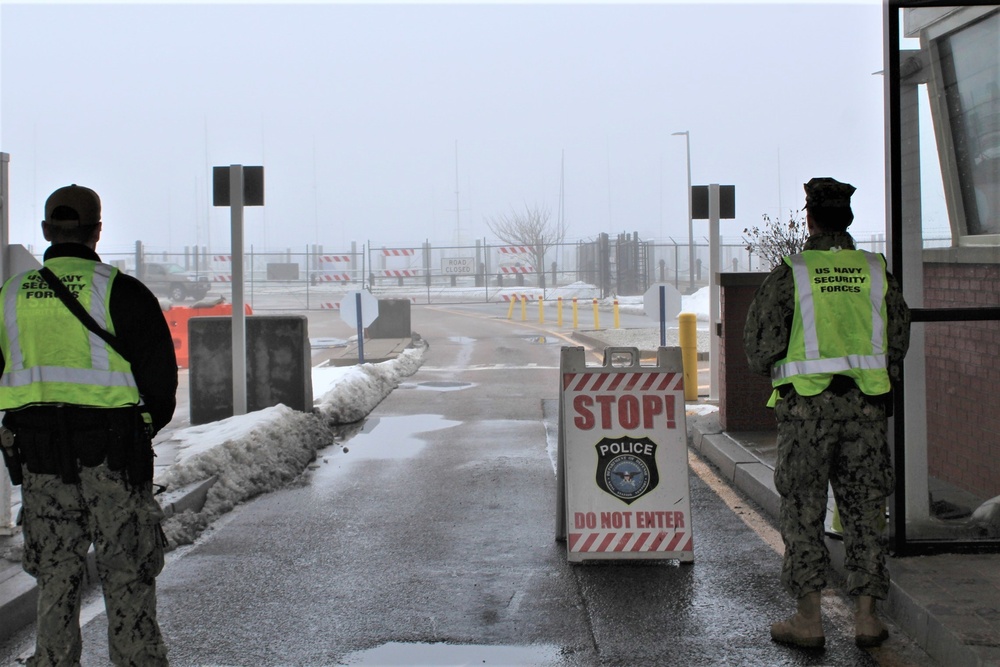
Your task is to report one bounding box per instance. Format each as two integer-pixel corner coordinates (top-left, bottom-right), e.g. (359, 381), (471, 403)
(562, 371), (683, 394)
(568, 530), (693, 554)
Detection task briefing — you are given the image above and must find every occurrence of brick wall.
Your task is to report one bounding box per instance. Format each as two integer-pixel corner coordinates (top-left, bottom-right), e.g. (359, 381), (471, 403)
(719, 273), (776, 432)
(924, 263), (1000, 499)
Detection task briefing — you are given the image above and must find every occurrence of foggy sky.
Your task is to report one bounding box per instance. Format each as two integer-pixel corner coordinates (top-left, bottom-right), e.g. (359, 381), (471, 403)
(1, 1), (886, 256)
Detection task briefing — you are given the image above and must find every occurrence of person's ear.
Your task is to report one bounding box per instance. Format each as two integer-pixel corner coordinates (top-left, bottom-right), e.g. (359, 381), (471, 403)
(806, 212), (818, 236)
(41, 221), (53, 243)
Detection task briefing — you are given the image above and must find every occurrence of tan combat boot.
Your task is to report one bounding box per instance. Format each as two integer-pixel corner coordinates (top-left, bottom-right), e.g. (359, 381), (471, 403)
(855, 595), (889, 647)
(770, 590), (825, 648)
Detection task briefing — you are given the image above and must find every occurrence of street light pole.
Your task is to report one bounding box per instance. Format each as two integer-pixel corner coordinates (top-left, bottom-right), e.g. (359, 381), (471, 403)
(671, 131), (694, 291)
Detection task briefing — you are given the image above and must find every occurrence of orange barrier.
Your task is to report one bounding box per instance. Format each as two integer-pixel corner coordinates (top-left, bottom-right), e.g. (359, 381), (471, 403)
(164, 301), (253, 368)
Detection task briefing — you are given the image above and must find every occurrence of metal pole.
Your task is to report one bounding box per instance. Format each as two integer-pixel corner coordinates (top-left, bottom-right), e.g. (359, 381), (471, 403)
(229, 165), (248, 416)
(659, 284), (666, 348)
(685, 136), (693, 292)
(673, 131), (693, 292)
(0, 152), (11, 533)
(709, 184), (720, 402)
(355, 292), (366, 364)
(0, 153), (9, 282)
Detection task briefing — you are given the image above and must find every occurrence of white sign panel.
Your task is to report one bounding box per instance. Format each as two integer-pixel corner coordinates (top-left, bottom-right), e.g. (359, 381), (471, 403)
(442, 257), (475, 275)
(560, 347), (693, 562)
(340, 290), (379, 328)
(643, 283), (682, 324)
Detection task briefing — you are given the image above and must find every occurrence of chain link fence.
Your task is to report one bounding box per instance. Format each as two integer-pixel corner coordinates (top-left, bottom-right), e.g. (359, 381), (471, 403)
(48, 231), (899, 311)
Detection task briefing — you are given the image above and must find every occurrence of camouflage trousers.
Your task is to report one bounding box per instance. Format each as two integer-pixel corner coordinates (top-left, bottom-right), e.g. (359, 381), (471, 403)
(773, 418), (894, 600)
(20, 463), (168, 667)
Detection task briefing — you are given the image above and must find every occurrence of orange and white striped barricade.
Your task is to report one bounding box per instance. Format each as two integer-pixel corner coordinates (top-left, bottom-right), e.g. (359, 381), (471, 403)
(556, 346), (694, 563)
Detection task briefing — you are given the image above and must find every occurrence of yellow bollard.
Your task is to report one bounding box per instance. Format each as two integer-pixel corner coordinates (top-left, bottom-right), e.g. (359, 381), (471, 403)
(679, 312), (698, 401)
(506, 295), (516, 320)
(592, 298), (600, 330)
(520, 294), (528, 321)
(572, 297), (579, 329)
(557, 297), (564, 327)
(538, 297), (545, 324)
(613, 299), (620, 329)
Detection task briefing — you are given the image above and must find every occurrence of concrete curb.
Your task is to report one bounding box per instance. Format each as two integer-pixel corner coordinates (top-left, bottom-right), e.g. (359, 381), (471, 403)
(0, 558), (35, 644)
(688, 418), (781, 520)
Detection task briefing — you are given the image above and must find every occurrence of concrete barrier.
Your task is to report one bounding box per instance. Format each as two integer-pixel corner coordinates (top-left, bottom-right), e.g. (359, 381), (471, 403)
(188, 316), (313, 424)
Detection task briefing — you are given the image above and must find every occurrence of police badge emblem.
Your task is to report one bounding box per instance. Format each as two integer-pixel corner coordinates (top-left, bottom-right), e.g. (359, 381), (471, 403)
(594, 436), (660, 504)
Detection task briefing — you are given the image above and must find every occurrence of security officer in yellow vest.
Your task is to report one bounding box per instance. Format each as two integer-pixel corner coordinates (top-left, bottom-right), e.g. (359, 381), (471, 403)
(0, 184), (177, 666)
(744, 177), (910, 650)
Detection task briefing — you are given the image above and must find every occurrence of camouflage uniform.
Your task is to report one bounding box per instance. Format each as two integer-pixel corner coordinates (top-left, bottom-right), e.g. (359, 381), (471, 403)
(21, 464), (167, 667)
(744, 229), (910, 600)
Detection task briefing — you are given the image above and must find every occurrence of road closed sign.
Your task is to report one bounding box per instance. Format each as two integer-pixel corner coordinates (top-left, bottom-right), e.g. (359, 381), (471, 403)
(442, 257), (475, 274)
(557, 346), (694, 563)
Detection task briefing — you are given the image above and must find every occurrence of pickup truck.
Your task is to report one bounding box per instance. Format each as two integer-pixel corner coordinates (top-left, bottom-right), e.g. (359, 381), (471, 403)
(136, 262), (211, 302)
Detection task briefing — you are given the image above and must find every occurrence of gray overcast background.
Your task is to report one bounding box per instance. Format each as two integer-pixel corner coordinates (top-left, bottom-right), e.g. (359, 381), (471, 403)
(1, 1), (885, 255)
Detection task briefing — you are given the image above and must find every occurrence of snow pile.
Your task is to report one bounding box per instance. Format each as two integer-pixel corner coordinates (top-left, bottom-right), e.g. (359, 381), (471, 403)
(605, 286), (711, 322)
(314, 339), (427, 424)
(156, 339), (428, 546)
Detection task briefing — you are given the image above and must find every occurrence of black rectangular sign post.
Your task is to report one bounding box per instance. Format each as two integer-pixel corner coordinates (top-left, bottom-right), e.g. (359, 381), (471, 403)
(213, 165), (264, 415)
(692, 183), (735, 402)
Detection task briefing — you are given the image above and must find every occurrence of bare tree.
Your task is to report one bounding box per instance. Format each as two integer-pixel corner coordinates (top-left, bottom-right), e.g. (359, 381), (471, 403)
(743, 211), (809, 270)
(485, 203), (566, 288)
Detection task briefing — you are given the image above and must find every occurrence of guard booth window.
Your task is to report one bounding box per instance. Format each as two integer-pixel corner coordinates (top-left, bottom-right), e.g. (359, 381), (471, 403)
(887, 3), (1000, 554)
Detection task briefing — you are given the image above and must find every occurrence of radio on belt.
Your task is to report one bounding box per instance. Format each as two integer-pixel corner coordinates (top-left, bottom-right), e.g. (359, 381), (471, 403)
(556, 346), (694, 563)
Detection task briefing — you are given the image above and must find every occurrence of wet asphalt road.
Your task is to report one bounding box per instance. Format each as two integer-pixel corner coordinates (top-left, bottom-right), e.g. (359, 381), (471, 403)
(2, 304), (936, 666)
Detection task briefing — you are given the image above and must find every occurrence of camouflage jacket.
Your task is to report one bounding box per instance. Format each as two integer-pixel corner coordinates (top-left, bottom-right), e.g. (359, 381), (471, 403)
(743, 231), (911, 421)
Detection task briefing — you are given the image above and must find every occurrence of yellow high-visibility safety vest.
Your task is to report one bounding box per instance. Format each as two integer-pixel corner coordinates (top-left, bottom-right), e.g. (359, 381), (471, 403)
(0, 257), (140, 410)
(768, 248), (890, 407)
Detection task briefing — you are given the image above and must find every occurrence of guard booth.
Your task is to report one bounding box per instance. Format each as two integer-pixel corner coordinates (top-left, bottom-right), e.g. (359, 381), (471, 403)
(556, 346), (694, 563)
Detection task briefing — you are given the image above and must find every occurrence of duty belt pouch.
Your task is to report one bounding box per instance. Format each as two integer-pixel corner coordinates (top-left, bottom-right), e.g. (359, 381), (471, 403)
(127, 413), (155, 485)
(17, 430), (61, 476)
(73, 429), (110, 468)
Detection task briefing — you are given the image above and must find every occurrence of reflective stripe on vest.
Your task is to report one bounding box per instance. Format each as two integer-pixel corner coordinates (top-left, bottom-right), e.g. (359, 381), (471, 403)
(0, 259), (139, 407)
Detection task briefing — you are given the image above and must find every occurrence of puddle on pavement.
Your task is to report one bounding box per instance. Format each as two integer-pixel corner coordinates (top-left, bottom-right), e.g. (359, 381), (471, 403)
(322, 414), (459, 463)
(521, 335), (558, 345)
(414, 380), (474, 391)
(310, 337), (348, 349)
(339, 641), (569, 666)
(398, 380), (475, 391)
(447, 336), (476, 344)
